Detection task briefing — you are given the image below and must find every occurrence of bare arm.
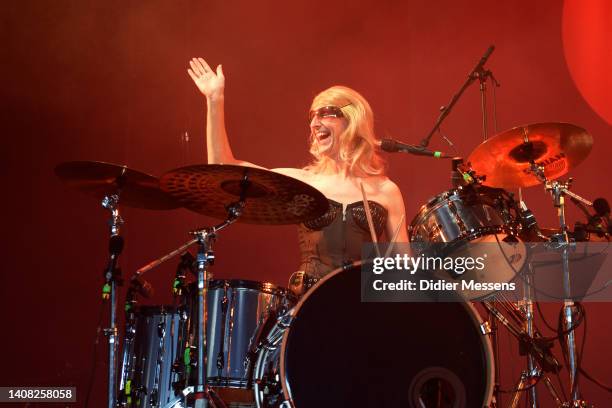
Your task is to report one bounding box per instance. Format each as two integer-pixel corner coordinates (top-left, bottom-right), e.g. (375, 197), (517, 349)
(188, 58), (263, 168)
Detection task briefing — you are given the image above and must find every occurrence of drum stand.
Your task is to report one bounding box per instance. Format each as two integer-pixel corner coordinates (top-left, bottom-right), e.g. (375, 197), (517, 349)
(135, 194), (244, 407)
(101, 193), (124, 408)
(183, 183), (250, 408)
(482, 297), (563, 408)
(517, 263), (543, 408)
(531, 163), (593, 407)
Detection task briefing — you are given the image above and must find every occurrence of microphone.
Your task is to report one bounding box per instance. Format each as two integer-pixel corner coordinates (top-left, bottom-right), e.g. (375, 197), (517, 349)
(593, 197), (611, 233)
(378, 139), (450, 158)
(130, 274), (155, 299)
(593, 198), (610, 218)
(571, 196), (611, 237)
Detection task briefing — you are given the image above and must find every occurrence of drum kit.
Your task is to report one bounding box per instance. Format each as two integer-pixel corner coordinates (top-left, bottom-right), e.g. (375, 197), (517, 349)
(56, 122), (609, 408)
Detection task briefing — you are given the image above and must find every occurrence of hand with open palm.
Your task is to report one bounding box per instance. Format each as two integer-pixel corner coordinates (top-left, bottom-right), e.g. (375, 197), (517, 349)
(188, 57), (225, 101)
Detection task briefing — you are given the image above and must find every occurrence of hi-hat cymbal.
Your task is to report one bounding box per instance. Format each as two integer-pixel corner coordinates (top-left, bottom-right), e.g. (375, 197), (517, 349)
(160, 164), (329, 225)
(467, 123), (593, 188)
(55, 161), (181, 210)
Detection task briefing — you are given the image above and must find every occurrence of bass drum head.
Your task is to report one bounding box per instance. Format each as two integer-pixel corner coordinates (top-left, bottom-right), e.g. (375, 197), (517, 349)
(280, 264), (493, 408)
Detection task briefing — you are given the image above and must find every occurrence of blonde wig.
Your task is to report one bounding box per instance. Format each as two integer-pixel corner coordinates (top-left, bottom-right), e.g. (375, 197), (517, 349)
(305, 86), (385, 177)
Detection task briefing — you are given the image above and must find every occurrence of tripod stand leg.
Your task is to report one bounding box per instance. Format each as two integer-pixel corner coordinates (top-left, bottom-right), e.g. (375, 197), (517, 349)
(542, 375), (563, 406)
(508, 372), (528, 408)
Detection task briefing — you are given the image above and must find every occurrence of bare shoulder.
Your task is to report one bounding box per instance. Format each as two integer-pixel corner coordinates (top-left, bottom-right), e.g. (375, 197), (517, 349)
(377, 176), (403, 196)
(378, 177), (406, 210)
(271, 167), (313, 183)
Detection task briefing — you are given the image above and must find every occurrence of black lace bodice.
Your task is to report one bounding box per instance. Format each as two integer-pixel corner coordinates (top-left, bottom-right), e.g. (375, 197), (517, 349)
(297, 199), (388, 278)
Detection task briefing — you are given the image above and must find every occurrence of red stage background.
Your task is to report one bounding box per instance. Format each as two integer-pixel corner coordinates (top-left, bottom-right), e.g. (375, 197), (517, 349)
(3, 0), (611, 406)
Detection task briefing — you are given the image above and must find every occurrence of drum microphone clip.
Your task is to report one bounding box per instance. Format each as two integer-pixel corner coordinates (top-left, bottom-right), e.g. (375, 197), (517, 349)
(173, 252), (195, 296)
(129, 274), (154, 299)
(451, 157), (484, 187)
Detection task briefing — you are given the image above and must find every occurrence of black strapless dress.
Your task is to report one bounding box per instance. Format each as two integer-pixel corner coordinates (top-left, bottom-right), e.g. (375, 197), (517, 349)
(296, 198), (388, 278)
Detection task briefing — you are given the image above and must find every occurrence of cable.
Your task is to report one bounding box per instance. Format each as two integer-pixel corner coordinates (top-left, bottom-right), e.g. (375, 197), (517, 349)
(490, 73), (499, 134)
(496, 231), (611, 301)
(579, 368), (612, 393)
(535, 296), (557, 333)
(493, 233), (586, 341)
(576, 307), (612, 393)
(437, 127), (461, 157)
(577, 303), (586, 395)
(84, 300), (106, 408)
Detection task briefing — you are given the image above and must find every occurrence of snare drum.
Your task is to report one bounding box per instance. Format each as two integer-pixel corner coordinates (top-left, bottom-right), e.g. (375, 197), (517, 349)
(253, 263), (494, 408)
(409, 185), (526, 298)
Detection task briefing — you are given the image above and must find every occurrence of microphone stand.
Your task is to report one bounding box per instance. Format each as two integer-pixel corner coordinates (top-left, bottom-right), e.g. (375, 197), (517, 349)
(420, 45), (495, 148)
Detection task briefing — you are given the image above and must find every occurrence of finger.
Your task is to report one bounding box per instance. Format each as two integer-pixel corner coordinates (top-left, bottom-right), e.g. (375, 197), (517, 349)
(187, 68), (199, 83)
(189, 60), (204, 76)
(216, 64), (224, 78)
(198, 58), (213, 73)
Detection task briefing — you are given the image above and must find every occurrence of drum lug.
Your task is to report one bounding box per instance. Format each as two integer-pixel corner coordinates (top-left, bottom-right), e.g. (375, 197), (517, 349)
(480, 320), (492, 335)
(278, 310), (295, 329)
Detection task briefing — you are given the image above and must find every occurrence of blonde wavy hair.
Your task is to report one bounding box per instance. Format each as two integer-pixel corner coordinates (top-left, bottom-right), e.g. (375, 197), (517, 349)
(305, 86), (385, 177)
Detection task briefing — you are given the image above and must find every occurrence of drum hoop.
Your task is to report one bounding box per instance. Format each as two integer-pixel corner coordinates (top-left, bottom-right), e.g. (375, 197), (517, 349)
(202, 279), (288, 295)
(409, 188), (521, 238)
(456, 225), (521, 242)
(131, 304), (178, 314)
(277, 261), (495, 406)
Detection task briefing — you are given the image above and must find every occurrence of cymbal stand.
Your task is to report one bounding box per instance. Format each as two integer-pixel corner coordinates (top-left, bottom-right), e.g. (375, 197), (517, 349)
(186, 177), (249, 408)
(126, 207), (240, 408)
(101, 193), (124, 408)
(482, 300), (563, 407)
(509, 262), (543, 407)
(530, 163), (593, 406)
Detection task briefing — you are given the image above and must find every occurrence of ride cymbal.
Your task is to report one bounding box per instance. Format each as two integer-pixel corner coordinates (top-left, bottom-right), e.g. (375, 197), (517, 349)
(55, 160), (181, 210)
(160, 164), (329, 225)
(467, 123), (593, 188)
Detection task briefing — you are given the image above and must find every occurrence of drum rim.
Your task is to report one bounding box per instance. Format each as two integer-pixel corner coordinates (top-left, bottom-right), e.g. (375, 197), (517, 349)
(189, 278), (290, 295)
(409, 188), (521, 241)
(130, 304), (179, 314)
(277, 261), (495, 407)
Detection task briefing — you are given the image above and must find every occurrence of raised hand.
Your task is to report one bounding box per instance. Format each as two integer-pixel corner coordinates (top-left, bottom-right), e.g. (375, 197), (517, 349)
(188, 57), (225, 100)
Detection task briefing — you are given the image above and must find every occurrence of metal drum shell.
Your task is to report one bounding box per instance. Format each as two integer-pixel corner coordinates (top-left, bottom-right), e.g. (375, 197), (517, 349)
(409, 187), (527, 299)
(409, 187), (520, 243)
(119, 305), (186, 408)
(193, 279), (295, 393)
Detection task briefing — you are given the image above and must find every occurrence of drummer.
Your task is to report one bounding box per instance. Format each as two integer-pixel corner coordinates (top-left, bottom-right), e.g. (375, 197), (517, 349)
(187, 58), (408, 291)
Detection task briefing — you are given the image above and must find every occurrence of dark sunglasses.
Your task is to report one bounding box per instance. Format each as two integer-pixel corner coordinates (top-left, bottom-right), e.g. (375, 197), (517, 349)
(308, 103), (351, 123)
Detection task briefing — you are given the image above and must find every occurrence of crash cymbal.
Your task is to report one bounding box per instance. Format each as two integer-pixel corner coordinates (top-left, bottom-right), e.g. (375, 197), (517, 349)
(160, 164), (329, 225)
(467, 123), (593, 188)
(55, 161), (181, 210)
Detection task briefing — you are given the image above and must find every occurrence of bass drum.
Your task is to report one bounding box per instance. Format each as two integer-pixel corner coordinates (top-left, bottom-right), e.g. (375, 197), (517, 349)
(254, 264), (494, 408)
